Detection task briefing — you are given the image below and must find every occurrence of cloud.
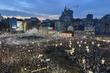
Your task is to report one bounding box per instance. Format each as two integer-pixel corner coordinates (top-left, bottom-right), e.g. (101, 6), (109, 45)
(0, 0), (110, 17)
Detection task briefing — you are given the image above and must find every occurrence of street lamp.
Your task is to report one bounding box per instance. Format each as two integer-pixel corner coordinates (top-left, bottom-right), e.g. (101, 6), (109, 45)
(79, 44), (81, 47)
(84, 41), (87, 44)
(69, 41), (72, 45)
(70, 48), (75, 54)
(55, 44), (58, 47)
(86, 46), (89, 49)
(46, 58), (50, 62)
(28, 50), (31, 52)
(86, 48), (90, 53)
(88, 70), (93, 73)
(80, 41), (83, 43)
(77, 41), (80, 44)
(97, 44), (100, 47)
(38, 54), (43, 58)
(60, 43), (62, 46)
(101, 59), (105, 64)
(91, 41), (95, 45)
(82, 59), (86, 64)
(83, 36), (86, 39)
(69, 45), (72, 48)
(86, 46), (90, 53)
(24, 68), (27, 71)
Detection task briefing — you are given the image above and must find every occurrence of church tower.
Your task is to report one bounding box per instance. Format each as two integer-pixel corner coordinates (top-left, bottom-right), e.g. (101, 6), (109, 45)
(59, 5), (74, 31)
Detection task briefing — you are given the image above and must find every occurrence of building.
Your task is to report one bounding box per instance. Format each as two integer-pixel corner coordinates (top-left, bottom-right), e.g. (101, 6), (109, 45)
(82, 14), (94, 27)
(54, 20), (62, 31)
(6, 17), (17, 28)
(98, 14), (110, 35)
(40, 6), (74, 32)
(21, 20), (28, 32)
(59, 6), (74, 31)
(67, 25), (74, 32)
(73, 18), (84, 31)
(0, 19), (11, 31)
(42, 19), (52, 27)
(84, 25), (95, 37)
(15, 19), (23, 31)
(28, 17), (41, 29)
(0, 13), (3, 22)
(86, 14), (93, 20)
(41, 19), (55, 30)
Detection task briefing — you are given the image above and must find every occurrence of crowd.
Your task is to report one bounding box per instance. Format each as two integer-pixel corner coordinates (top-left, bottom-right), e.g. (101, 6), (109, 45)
(0, 36), (110, 73)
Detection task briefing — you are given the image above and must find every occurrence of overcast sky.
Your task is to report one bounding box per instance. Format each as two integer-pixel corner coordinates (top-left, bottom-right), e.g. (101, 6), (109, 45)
(0, 0), (110, 18)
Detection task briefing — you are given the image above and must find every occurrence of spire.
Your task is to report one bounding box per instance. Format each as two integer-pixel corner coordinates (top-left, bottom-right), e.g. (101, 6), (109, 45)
(64, 0), (71, 10)
(64, 5), (67, 10)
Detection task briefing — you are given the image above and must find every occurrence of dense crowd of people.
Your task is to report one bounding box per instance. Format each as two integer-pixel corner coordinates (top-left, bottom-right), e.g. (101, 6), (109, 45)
(0, 36), (110, 73)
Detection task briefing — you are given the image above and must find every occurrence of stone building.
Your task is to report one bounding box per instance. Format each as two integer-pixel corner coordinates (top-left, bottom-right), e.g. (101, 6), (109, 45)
(73, 18), (84, 31)
(0, 13), (3, 22)
(21, 20), (28, 32)
(0, 19), (11, 31)
(59, 6), (74, 31)
(41, 19), (55, 30)
(26, 17), (41, 30)
(7, 17), (17, 28)
(82, 14), (94, 27)
(54, 20), (62, 31)
(99, 14), (110, 35)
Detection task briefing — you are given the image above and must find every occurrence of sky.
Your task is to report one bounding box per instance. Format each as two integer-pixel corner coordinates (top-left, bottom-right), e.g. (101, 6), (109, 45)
(0, 0), (110, 18)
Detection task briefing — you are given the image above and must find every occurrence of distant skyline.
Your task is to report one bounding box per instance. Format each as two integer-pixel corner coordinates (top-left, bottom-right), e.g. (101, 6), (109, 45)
(0, 0), (110, 18)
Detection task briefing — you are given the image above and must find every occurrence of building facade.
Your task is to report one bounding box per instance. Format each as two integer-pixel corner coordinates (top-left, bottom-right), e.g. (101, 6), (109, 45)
(0, 13), (3, 22)
(59, 6), (74, 31)
(99, 15), (110, 35)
